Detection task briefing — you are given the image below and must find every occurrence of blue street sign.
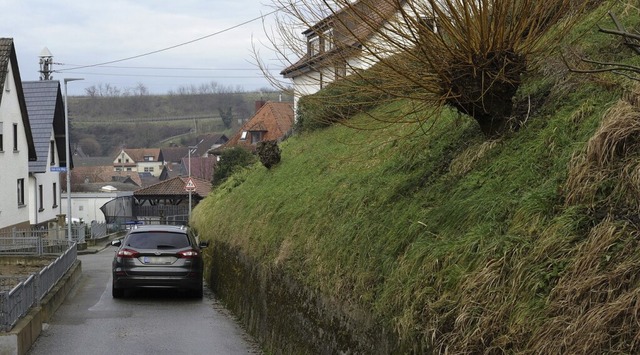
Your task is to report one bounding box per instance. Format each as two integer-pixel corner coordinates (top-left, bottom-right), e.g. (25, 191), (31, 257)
(50, 167), (67, 172)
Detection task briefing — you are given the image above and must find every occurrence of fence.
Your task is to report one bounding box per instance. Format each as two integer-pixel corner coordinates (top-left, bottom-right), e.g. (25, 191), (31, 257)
(0, 225), (86, 245)
(0, 239), (76, 331)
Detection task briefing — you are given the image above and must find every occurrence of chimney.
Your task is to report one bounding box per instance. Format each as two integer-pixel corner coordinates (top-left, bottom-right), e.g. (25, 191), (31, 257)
(38, 47), (53, 80)
(255, 100), (266, 113)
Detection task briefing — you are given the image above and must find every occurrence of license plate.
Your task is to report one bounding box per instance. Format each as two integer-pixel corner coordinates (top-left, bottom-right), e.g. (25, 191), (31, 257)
(141, 256), (173, 265)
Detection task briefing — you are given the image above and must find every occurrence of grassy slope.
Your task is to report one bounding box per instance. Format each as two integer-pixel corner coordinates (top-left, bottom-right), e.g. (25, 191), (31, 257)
(193, 2), (640, 352)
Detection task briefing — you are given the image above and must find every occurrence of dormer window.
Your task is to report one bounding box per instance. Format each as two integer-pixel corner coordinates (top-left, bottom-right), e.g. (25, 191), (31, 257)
(308, 28), (334, 57)
(250, 131), (263, 144)
(144, 155), (154, 161)
(308, 36), (320, 56)
(323, 29), (334, 51)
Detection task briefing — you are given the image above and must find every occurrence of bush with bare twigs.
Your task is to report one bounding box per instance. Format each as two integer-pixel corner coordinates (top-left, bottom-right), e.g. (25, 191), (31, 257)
(262, 0), (586, 137)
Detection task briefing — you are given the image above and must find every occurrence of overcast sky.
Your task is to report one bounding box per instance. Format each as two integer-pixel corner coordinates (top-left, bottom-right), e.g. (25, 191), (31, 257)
(0, 0), (288, 95)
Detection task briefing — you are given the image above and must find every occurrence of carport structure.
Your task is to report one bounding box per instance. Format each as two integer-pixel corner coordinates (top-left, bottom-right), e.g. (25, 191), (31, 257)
(133, 176), (212, 222)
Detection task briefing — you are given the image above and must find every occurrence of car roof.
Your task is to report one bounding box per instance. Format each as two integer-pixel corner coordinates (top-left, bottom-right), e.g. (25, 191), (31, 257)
(128, 224), (188, 233)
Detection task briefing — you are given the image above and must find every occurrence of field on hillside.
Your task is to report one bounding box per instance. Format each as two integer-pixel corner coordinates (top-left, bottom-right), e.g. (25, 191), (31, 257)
(192, 1), (640, 353)
(67, 90), (289, 155)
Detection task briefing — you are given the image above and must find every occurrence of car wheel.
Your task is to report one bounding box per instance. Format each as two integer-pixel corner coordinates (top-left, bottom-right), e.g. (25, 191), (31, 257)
(112, 283), (124, 298)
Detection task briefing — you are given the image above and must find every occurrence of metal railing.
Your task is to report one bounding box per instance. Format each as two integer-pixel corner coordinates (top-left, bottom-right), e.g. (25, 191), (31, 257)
(0, 225), (86, 245)
(0, 239), (76, 331)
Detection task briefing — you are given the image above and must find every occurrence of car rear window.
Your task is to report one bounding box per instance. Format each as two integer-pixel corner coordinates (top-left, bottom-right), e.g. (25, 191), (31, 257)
(125, 232), (191, 249)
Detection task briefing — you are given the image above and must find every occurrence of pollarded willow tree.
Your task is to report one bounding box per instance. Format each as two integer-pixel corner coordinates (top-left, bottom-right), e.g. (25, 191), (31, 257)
(258, 0), (588, 138)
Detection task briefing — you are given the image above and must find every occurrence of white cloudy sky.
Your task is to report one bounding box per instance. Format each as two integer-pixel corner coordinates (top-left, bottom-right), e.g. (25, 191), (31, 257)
(0, 0), (290, 95)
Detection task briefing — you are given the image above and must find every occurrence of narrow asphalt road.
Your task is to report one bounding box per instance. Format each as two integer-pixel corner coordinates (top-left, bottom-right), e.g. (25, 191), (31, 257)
(27, 246), (261, 355)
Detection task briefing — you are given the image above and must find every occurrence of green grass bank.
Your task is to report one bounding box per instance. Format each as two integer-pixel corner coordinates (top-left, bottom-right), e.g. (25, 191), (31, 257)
(192, 2), (640, 353)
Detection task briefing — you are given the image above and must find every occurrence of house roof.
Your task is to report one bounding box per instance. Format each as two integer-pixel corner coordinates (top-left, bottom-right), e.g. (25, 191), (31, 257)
(180, 156), (217, 181)
(281, 0), (403, 78)
(159, 146), (190, 163)
(0, 38), (37, 161)
(122, 148), (161, 162)
(193, 133), (228, 156)
(225, 101), (294, 149)
(134, 176), (212, 199)
(74, 156), (115, 167)
(70, 165), (142, 187)
(23, 80), (67, 173)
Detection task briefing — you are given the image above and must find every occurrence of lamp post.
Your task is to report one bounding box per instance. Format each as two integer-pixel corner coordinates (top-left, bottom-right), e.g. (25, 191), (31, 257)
(187, 146), (196, 222)
(64, 78), (83, 241)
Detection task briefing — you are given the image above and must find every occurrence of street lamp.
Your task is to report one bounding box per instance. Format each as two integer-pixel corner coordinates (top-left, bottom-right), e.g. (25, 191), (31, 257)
(187, 146), (196, 222)
(64, 78), (83, 242)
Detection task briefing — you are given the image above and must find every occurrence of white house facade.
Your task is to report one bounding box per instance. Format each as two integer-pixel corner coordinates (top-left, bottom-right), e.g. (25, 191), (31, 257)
(114, 148), (163, 178)
(23, 80), (68, 228)
(61, 191), (133, 223)
(280, 0), (425, 113)
(0, 38), (38, 233)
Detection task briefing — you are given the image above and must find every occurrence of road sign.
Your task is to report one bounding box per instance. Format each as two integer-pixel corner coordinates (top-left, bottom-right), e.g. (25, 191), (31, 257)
(185, 178), (196, 191)
(50, 167), (67, 172)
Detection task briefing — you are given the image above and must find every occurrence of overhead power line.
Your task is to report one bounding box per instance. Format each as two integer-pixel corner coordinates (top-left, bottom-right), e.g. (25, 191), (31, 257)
(55, 5), (288, 73)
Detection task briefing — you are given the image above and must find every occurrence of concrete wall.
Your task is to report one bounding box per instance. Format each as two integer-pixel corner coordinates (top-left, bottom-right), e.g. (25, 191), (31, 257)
(0, 260), (81, 355)
(207, 241), (398, 354)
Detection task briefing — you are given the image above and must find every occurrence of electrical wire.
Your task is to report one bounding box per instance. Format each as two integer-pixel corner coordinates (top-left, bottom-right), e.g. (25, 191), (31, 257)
(54, 4), (292, 73)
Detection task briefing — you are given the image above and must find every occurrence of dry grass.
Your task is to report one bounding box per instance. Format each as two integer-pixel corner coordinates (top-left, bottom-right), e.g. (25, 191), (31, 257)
(529, 218), (640, 353)
(565, 94), (640, 209)
(449, 139), (501, 176)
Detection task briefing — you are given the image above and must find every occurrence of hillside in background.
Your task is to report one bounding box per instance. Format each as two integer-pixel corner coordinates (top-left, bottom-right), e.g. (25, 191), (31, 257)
(192, 2), (640, 353)
(67, 90), (290, 156)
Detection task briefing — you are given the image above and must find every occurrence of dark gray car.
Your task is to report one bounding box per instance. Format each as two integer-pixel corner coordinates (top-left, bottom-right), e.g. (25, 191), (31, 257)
(111, 224), (208, 298)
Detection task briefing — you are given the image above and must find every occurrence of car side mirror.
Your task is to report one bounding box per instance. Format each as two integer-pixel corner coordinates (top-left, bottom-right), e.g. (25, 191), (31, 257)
(199, 241), (209, 248)
(111, 240), (122, 247)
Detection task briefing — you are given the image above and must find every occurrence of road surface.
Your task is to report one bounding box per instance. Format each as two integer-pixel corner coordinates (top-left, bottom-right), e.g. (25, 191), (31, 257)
(28, 246), (261, 355)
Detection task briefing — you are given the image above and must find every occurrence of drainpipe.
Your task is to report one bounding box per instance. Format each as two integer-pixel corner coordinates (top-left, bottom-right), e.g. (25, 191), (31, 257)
(33, 173), (38, 225)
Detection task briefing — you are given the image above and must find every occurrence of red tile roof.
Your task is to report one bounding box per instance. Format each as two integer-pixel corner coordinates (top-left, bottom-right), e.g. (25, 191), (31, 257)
(71, 165), (142, 187)
(226, 101), (294, 149)
(134, 176), (211, 198)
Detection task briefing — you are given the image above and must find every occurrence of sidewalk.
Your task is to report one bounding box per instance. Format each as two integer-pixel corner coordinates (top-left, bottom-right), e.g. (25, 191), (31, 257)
(77, 233), (122, 255)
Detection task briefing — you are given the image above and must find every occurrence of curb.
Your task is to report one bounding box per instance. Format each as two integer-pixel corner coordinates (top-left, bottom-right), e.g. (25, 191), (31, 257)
(0, 260), (82, 355)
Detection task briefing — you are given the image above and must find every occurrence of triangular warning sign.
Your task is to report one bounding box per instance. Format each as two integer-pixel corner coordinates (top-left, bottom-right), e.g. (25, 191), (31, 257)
(185, 178), (196, 191)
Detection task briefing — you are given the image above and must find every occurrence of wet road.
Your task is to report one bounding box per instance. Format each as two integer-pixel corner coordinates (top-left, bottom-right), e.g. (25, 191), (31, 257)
(28, 246), (260, 355)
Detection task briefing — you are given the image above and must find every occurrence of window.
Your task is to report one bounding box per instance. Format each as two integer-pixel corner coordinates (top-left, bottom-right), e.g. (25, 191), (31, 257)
(127, 232), (190, 249)
(240, 131), (248, 140)
(118, 158), (122, 163)
(13, 123), (18, 151)
(53, 183), (58, 208)
(144, 167), (155, 172)
(323, 29), (334, 51)
(17, 178), (24, 206)
(50, 140), (55, 165)
(308, 36), (320, 56)
(144, 155), (154, 161)
(250, 131), (263, 144)
(38, 185), (44, 212)
(0, 121), (3, 151)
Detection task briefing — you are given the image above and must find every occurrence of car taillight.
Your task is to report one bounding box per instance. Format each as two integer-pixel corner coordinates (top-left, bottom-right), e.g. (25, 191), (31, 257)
(117, 248), (139, 258)
(177, 249), (199, 258)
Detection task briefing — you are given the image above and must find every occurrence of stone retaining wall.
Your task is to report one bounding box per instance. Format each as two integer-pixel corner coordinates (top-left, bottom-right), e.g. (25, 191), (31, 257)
(207, 241), (397, 354)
